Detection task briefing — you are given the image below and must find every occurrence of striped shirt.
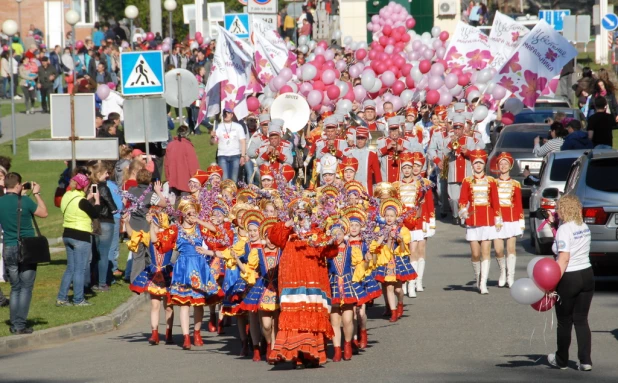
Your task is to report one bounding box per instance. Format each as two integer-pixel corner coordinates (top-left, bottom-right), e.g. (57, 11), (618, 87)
(533, 138), (564, 158)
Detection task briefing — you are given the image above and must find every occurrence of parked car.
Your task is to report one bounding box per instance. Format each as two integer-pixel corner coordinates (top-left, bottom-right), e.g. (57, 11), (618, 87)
(527, 150), (613, 255)
(488, 123), (551, 199)
(534, 97), (571, 109)
(513, 107), (583, 125)
(563, 150), (618, 276)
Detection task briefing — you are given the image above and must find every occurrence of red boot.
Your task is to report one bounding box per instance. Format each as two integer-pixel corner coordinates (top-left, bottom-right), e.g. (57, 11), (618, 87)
(208, 312), (216, 333)
(343, 341), (353, 361)
(351, 339), (360, 355)
(240, 340), (249, 357)
(193, 331), (204, 347)
(389, 310), (398, 323)
(396, 302), (404, 319)
(359, 329), (368, 349)
(332, 346), (342, 362)
(252, 345), (262, 362)
(182, 334), (192, 350)
(382, 307), (392, 317)
(148, 330), (160, 345)
(165, 328), (174, 345)
(217, 319), (225, 335)
(265, 342), (273, 363)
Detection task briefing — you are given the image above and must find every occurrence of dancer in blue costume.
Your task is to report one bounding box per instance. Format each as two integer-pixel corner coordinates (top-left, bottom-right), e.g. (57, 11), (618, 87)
(160, 199), (222, 350)
(126, 208), (175, 346)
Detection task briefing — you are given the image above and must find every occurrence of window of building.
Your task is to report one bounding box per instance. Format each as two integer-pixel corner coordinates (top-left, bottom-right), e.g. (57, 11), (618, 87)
(72, 0), (97, 25)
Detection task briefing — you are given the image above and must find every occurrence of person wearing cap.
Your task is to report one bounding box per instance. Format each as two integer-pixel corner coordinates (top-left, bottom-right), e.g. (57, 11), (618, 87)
(212, 109), (247, 183)
(393, 152), (435, 298)
(247, 114), (271, 183)
(256, 118), (293, 168)
(363, 100), (386, 133)
(339, 156), (359, 183)
(445, 114), (485, 225)
(376, 116), (409, 182)
(36, 56), (57, 114)
(131, 148), (156, 173)
(427, 116), (454, 219)
(491, 152), (524, 288)
(259, 164), (276, 190)
(164, 125), (201, 196)
(458, 149), (502, 295)
(314, 116), (348, 161)
(317, 153), (339, 188)
(344, 127), (382, 195)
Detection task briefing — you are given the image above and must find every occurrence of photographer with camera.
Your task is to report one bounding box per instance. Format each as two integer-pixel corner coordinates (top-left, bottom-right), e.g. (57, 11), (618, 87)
(0, 173), (48, 334)
(533, 122), (568, 158)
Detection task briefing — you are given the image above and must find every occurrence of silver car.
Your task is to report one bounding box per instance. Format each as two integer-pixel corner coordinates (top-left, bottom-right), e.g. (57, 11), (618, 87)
(487, 123), (550, 199)
(563, 150), (618, 276)
(528, 150), (608, 255)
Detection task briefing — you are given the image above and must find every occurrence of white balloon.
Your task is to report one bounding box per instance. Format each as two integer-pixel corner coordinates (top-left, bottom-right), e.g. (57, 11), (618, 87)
(262, 98), (275, 108)
(485, 81), (496, 94)
(308, 40), (317, 50)
(306, 53), (315, 62)
(299, 45), (309, 54)
(473, 105), (489, 121)
(343, 36), (353, 45)
(504, 97), (524, 114)
(510, 278), (545, 305)
(369, 78), (382, 93)
(467, 90), (481, 103)
(411, 68), (423, 83)
(361, 73), (376, 91)
(400, 89), (414, 104)
(449, 85), (463, 96)
(298, 35), (309, 46)
(527, 257), (546, 280)
(332, 30), (342, 40)
(431, 26), (441, 38)
(287, 82), (298, 93)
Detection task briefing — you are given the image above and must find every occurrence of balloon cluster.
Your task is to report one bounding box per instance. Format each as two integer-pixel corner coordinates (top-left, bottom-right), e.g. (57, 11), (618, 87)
(511, 257), (561, 312)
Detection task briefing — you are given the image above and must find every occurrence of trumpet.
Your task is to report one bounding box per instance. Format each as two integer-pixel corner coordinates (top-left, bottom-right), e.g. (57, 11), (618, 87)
(268, 147), (278, 163)
(328, 141), (337, 156)
(450, 138), (460, 151)
(440, 155), (449, 180)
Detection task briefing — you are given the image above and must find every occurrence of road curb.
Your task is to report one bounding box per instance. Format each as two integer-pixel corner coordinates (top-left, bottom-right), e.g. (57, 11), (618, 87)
(0, 293), (148, 355)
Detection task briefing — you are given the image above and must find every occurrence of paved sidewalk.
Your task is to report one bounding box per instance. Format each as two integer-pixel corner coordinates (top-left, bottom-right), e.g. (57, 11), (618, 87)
(0, 109), (51, 145)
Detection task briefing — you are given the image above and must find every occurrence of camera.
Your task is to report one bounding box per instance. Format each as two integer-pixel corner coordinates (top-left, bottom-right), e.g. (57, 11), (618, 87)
(530, 208), (550, 219)
(23, 182), (32, 190)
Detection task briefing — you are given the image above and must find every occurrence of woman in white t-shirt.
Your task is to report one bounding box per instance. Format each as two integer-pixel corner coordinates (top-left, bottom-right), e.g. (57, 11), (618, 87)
(547, 195), (594, 371)
(212, 109), (247, 182)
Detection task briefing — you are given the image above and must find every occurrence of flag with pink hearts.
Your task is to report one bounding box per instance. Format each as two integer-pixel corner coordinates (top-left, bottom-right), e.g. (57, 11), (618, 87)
(494, 20), (577, 110)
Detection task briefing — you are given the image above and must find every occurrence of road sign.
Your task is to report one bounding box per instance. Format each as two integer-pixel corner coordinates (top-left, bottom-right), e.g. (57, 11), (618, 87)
(577, 15), (591, 43)
(29, 138), (119, 161)
(120, 51), (165, 96)
(124, 98), (169, 144)
(602, 13), (618, 31)
(563, 16), (576, 42)
(248, 0), (278, 14)
(225, 13), (250, 39)
(50, 94), (96, 138)
(251, 14), (277, 32)
(539, 9), (571, 31)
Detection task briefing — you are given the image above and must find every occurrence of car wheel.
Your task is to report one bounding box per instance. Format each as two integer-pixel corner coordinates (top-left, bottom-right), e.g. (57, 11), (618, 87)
(534, 235), (553, 255)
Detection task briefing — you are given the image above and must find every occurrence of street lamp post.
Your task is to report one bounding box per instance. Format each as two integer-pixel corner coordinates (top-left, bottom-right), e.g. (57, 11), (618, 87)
(64, 9), (80, 170)
(125, 5), (139, 49)
(16, 0), (23, 37)
(163, 0), (177, 40)
(2, 20), (18, 155)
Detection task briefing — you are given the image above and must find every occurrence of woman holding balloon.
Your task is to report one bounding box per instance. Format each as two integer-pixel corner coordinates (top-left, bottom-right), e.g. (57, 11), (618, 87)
(547, 195), (594, 371)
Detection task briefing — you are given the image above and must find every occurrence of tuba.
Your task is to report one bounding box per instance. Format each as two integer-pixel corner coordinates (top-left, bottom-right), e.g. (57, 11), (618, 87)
(348, 111), (369, 128)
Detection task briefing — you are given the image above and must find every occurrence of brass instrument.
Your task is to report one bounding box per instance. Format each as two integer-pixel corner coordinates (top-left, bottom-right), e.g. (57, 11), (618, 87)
(269, 147), (278, 163)
(451, 138), (460, 151)
(328, 141), (337, 156)
(440, 155), (449, 180)
(348, 111), (369, 128)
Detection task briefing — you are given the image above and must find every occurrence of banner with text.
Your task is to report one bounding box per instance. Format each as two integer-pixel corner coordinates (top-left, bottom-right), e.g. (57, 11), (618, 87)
(488, 12), (530, 69)
(443, 22), (493, 72)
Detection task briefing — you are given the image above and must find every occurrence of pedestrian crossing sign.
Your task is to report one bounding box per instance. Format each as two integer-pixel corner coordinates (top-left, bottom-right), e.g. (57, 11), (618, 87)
(225, 13), (250, 39)
(120, 51), (165, 96)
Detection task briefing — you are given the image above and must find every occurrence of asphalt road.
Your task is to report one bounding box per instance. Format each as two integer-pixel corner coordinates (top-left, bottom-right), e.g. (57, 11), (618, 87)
(1, 214), (617, 383)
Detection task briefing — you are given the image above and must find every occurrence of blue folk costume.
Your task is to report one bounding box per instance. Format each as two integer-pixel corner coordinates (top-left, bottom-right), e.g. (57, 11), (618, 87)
(236, 246), (281, 313)
(328, 242), (368, 306)
(371, 224), (417, 283)
(159, 224), (221, 306)
(129, 241), (173, 296)
(347, 239), (382, 303)
(220, 237), (251, 315)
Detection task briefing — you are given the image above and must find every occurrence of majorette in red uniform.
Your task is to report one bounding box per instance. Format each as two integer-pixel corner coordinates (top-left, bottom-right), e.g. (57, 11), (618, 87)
(458, 149), (502, 295)
(363, 100), (387, 133)
(344, 126), (382, 195)
(256, 118), (294, 167)
(393, 152), (435, 298)
(490, 152), (524, 288)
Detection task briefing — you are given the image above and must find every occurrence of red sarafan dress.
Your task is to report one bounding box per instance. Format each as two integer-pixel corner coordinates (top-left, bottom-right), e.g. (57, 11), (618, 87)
(268, 222), (339, 365)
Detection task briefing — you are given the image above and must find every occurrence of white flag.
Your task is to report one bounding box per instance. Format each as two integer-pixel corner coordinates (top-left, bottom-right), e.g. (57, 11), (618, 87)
(488, 12), (530, 69)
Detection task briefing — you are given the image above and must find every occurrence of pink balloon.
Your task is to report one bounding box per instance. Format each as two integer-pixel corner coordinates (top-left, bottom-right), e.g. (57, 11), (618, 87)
(247, 96), (260, 112)
(391, 80), (405, 96)
(465, 85), (479, 97)
(426, 90), (440, 105)
(344, 88), (355, 102)
(533, 258), (562, 292)
(146, 32), (155, 41)
(383, 25), (392, 36)
(492, 84), (507, 100)
(391, 96), (403, 110)
(307, 90), (323, 107)
(272, 76), (287, 91)
(445, 73), (459, 89)
(299, 82), (313, 96)
(327, 85), (341, 100)
(406, 18), (416, 29)
(439, 31), (450, 42)
(531, 294), (557, 312)
(379, 36), (389, 47)
(356, 48), (367, 61)
(439, 90), (452, 106)
(458, 74), (470, 87)
(318, 40), (329, 50)
(280, 85), (293, 94)
(419, 60), (431, 74)
(353, 85), (367, 102)
(405, 76), (415, 89)
(196, 37), (203, 45)
(368, 50), (377, 60)
(75, 40), (85, 49)
(96, 84), (111, 100)
(428, 76), (444, 90)
(322, 69), (336, 85)
(195, 32), (202, 39)
(313, 80), (325, 91)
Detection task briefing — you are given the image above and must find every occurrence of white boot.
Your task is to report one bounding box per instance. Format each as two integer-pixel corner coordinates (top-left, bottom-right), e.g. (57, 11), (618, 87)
(402, 279), (408, 295)
(472, 261), (481, 291)
(480, 260), (490, 295)
(416, 258), (425, 292)
(506, 254), (516, 288)
(496, 257), (506, 287)
(407, 280), (417, 298)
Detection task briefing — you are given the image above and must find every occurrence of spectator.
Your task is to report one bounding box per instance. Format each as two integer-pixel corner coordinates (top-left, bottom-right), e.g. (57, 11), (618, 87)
(547, 195), (593, 371)
(37, 57), (57, 114)
(587, 79), (618, 118)
(561, 120), (594, 150)
(93, 22), (105, 48)
(89, 162), (118, 292)
(24, 44), (38, 60)
(0, 173), (48, 334)
(88, 52), (106, 79)
(212, 109), (247, 182)
(18, 56), (37, 114)
(107, 112), (126, 144)
(56, 173), (99, 307)
(100, 89), (124, 120)
(94, 62), (112, 85)
(1, 51), (10, 99)
(61, 48), (75, 93)
(587, 96), (616, 149)
(131, 148), (156, 174)
(164, 125), (200, 196)
(0, 160), (10, 305)
(29, 24), (43, 39)
(105, 161), (123, 277)
(113, 23), (128, 43)
(284, 12), (296, 40)
(49, 45), (66, 94)
(10, 36), (24, 60)
(127, 170), (167, 283)
(533, 122), (568, 157)
(104, 23), (116, 41)
(115, 145), (133, 184)
(468, 1), (480, 26)
(299, 19), (311, 38)
(97, 120), (114, 137)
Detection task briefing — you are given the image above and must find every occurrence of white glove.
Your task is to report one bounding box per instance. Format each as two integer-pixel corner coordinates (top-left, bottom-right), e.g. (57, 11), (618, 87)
(458, 208), (469, 220)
